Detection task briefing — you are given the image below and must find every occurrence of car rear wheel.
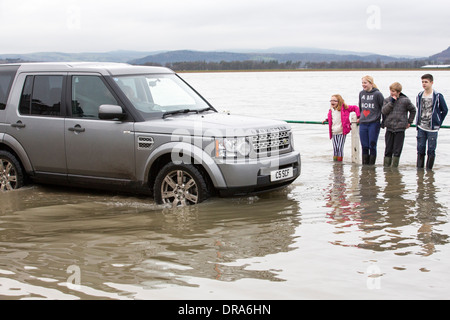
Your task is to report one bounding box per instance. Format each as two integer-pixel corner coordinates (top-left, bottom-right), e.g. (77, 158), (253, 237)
(0, 151), (24, 191)
(154, 163), (209, 207)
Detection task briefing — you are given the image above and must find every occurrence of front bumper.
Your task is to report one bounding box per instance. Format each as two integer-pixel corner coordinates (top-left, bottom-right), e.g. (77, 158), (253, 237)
(215, 151), (301, 196)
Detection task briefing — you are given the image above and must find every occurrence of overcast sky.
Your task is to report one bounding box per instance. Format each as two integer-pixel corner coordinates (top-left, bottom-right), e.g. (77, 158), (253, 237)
(0, 0), (449, 57)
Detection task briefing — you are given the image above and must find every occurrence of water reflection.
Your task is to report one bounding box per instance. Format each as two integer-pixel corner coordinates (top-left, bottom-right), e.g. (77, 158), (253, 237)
(415, 171), (448, 256)
(154, 191), (302, 284)
(0, 185), (301, 298)
(358, 166), (384, 222)
(358, 167), (415, 252)
(325, 163), (360, 226)
(325, 164), (449, 256)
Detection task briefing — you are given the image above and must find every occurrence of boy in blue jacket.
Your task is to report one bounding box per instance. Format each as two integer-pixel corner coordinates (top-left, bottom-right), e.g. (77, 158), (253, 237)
(416, 74), (448, 169)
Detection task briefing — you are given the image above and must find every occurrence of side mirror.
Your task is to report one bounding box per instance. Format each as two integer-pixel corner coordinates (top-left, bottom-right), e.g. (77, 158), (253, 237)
(98, 104), (126, 120)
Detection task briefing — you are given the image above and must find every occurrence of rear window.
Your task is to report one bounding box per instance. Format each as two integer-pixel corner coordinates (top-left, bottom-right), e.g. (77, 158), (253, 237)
(19, 75), (64, 116)
(0, 65), (19, 110)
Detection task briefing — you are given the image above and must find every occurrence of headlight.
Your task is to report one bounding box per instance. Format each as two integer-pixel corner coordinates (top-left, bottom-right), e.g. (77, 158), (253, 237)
(290, 132), (294, 150)
(215, 137), (251, 158)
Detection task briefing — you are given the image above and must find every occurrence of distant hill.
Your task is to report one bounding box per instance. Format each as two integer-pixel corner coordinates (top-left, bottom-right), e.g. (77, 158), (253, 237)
(2, 46), (449, 67)
(230, 46), (378, 56)
(130, 50), (253, 65)
(430, 46), (450, 62)
(0, 50), (161, 63)
(129, 50), (408, 65)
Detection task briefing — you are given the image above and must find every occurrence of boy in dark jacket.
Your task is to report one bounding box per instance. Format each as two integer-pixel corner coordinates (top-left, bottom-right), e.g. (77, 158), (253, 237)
(416, 74), (448, 169)
(381, 82), (416, 167)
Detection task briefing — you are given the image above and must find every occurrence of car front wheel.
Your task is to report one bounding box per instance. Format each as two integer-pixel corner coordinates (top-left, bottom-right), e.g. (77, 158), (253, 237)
(154, 163), (209, 207)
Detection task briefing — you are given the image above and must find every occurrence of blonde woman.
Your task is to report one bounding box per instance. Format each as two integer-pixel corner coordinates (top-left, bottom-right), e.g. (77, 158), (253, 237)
(324, 94), (360, 161)
(359, 75), (384, 165)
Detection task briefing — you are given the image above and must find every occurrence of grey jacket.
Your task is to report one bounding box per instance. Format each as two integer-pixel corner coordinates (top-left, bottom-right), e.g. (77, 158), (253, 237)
(359, 88), (384, 123)
(381, 93), (416, 132)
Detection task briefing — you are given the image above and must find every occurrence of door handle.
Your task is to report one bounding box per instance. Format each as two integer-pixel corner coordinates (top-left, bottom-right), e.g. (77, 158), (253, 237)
(11, 121), (26, 128)
(68, 125), (85, 133)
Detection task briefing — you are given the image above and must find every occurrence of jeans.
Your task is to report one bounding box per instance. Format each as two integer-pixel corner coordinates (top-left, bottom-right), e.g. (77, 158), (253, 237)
(417, 128), (438, 156)
(359, 122), (381, 156)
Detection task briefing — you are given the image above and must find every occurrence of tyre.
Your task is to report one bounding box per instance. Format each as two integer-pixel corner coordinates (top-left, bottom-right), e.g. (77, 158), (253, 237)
(154, 163), (209, 207)
(0, 150), (25, 191)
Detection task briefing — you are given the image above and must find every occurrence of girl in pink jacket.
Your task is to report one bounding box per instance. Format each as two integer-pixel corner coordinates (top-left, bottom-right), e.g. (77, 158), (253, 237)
(324, 94), (360, 161)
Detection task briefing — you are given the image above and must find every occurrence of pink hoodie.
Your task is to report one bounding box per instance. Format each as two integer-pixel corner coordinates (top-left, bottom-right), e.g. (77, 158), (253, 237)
(326, 105), (360, 139)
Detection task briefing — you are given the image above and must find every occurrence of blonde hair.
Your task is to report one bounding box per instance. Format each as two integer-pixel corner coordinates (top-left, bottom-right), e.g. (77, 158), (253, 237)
(362, 75), (378, 89)
(389, 82), (402, 93)
(332, 94), (348, 111)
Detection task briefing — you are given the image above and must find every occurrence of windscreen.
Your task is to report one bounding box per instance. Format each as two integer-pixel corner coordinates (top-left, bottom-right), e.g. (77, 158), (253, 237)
(113, 74), (213, 119)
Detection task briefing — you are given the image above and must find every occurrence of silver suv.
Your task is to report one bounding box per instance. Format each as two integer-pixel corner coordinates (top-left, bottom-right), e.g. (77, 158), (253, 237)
(0, 62), (300, 206)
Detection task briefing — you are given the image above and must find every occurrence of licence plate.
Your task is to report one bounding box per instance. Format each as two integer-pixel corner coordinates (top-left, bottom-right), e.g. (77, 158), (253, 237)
(270, 167), (294, 182)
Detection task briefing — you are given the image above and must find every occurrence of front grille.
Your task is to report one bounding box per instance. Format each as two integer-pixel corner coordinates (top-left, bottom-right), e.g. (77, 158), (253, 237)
(251, 128), (290, 155)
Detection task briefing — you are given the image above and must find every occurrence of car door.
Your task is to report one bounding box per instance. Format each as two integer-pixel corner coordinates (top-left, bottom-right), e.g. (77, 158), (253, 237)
(5, 73), (67, 175)
(65, 74), (136, 183)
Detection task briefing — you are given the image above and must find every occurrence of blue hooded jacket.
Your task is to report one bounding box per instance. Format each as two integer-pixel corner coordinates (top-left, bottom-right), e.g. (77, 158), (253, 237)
(416, 90), (448, 130)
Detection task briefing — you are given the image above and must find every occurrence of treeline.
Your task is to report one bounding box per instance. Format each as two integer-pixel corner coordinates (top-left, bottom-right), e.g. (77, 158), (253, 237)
(0, 58), (28, 64)
(142, 59), (446, 71)
(144, 60), (302, 71)
(304, 59), (437, 69)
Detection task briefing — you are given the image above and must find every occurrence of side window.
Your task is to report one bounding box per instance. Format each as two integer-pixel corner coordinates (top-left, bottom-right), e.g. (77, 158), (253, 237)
(71, 75), (118, 119)
(19, 76), (33, 114)
(18, 75), (63, 116)
(0, 68), (19, 110)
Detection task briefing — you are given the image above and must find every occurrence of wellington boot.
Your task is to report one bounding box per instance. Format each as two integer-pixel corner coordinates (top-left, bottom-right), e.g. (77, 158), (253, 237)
(336, 156), (343, 162)
(362, 154), (370, 165)
(333, 156), (338, 161)
(417, 154), (425, 168)
(383, 156), (392, 167)
(392, 156), (400, 167)
(426, 156), (435, 170)
(369, 155), (376, 165)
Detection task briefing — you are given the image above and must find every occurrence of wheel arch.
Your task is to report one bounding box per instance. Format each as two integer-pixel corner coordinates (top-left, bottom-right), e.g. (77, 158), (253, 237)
(0, 134), (33, 174)
(143, 141), (226, 192)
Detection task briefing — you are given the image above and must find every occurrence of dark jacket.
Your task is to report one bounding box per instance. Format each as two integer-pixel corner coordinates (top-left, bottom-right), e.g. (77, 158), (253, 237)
(381, 93), (416, 132)
(416, 90), (448, 130)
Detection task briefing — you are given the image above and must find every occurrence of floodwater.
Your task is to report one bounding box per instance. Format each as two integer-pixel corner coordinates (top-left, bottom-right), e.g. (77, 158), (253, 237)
(1, 70), (450, 299)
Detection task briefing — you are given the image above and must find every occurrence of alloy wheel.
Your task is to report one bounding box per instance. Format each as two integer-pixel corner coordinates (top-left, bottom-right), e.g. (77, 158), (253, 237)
(0, 158), (18, 191)
(160, 169), (199, 207)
